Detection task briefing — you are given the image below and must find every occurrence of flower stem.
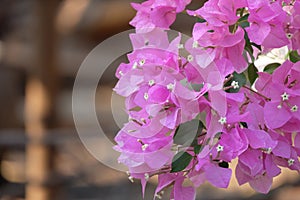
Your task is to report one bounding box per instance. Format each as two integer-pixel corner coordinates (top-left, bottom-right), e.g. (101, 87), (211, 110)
(242, 85), (271, 101)
(239, 8), (245, 17)
(223, 74), (234, 85)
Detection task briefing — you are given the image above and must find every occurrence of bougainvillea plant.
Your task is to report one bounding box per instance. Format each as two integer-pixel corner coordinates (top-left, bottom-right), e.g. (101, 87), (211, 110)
(113, 0), (300, 199)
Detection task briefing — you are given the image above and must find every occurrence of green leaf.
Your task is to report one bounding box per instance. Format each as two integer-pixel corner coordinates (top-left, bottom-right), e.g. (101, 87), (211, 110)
(240, 122), (248, 128)
(263, 63), (281, 74)
(239, 13), (249, 22)
(180, 80), (204, 92)
(197, 18), (206, 23)
(224, 72), (247, 93)
(238, 14), (249, 28)
(243, 50), (253, 64)
(244, 32), (254, 62)
(194, 145), (203, 155)
(128, 106), (142, 112)
(229, 24), (237, 33)
(190, 83), (204, 92)
(214, 132), (222, 140)
(289, 51), (300, 63)
(171, 152), (193, 172)
(218, 161), (229, 168)
(247, 63), (258, 86)
(251, 42), (262, 51)
(173, 119), (204, 146)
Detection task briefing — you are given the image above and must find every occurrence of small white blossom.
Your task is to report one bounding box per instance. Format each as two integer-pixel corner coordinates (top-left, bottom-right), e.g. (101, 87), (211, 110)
(167, 83), (174, 90)
(177, 44), (184, 49)
(187, 55), (194, 62)
(231, 81), (239, 89)
(288, 158), (295, 166)
(291, 105), (298, 112)
(218, 117), (227, 125)
(144, 93), (149, 100)
(216, 144), (224, 152)
(281, 92), (289, 101)
(132, 62), (138, 69)
(192, 40), (199, 48)
(148, 79), (155, 86)
(142, 144), (149, 151)
(286, 33), (293, 39)
(139, 59), (145, 66)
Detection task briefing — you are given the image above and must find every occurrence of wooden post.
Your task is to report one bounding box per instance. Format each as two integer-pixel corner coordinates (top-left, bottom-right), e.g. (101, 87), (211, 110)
(25, 1), (60, 199)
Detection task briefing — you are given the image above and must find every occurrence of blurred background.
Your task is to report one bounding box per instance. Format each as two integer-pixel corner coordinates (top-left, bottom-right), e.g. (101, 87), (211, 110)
(0, 0), (299, 199)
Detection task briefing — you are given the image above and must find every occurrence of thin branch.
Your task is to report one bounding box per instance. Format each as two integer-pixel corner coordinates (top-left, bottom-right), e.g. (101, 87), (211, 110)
(243, 85), (271, 101)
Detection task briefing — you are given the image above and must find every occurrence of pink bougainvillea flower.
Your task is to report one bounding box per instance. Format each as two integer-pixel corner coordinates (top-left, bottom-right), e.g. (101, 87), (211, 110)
(189, 146), (232, 188)
(236, 149), (278, 194)
(115, 127), (174, 173)
(113, 1), (300, 199)
(187, 0), (246, 26)
(171, 176), (196, 200)
(246, 0), (289, 48)
(129, 28), (170, 50)
(130, 0), (191, 32)
(191, 23), (247, 73)
(253, 61), (300, 130)
(285, 2), (300, 50)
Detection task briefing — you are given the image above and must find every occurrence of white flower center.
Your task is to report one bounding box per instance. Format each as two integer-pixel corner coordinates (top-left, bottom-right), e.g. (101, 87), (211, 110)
(142, 144), (149, 151)
(288, 158), (295, 166)
(218, 117), (227, 125)
(167, 83), (174, 90)
(216, 144), (224, 152)
(144, 173), (150, 181)
(286, 33), (293, 39)
(187, 55), (194, 62)
(291, 105), (298, 112)
(231, 81), (239, 89)
(139, 59), (145, 66)
(144, 93), (149, 100)
(281, 92), (289, 101)
(119, 70), (124, 76)
(148, 79), (155, 86)
(177, 44), (184, 49)
(192, 40), (199, 48)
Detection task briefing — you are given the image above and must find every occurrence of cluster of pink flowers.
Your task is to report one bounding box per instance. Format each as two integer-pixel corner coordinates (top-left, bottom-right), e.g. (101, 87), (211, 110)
(113, 0), (300, 199)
